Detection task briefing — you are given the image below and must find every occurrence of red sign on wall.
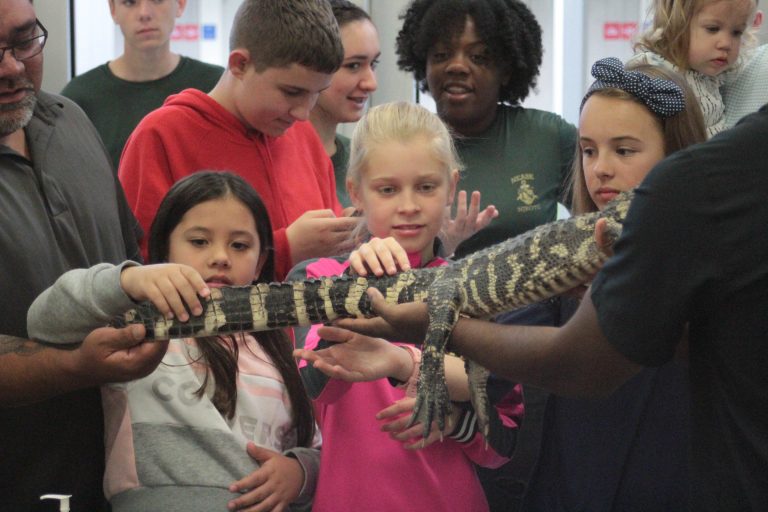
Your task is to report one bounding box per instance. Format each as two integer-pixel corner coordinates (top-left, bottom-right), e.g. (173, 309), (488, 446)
(603, 22), (638, 41)
(171, 24), (200, 41)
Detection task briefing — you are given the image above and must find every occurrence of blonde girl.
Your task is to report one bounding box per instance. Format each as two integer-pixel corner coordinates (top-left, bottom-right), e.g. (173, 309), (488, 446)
(290, 101), (522, 512)
(631, 0), (758, 137)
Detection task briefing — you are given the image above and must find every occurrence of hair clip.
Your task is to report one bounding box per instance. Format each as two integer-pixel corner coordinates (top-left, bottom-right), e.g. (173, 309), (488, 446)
(581, 57), (685, 118)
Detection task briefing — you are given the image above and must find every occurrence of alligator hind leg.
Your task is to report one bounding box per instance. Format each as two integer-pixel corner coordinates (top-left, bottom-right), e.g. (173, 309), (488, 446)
(409, 277), (462, 438)
(467, 359), (491, 438)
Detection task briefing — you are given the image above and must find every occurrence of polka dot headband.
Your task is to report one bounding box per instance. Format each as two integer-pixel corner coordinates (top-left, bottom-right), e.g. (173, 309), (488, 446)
(581, 57), (685, 118)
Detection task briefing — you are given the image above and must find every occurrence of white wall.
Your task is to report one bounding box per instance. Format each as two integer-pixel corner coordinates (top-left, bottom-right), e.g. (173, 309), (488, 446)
(71, 0), (232, 76)
(367, 0), (416, 106)
(520, 0), (558, 114)
(35, 0), (71, 94)
(73, 1), (115, 75)
(43, 0), (768, 116)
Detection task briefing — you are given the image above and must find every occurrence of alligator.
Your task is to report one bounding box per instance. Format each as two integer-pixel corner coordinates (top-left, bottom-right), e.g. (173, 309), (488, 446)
(114, 191), (632, 439)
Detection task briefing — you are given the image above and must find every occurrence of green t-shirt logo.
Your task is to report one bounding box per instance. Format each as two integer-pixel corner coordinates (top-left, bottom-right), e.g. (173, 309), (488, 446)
(511, 173), (539, 206)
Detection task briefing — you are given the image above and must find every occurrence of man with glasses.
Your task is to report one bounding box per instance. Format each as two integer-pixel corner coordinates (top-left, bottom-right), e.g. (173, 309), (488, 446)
(0, 18), (45, 135)
(0, 1), (168, 510)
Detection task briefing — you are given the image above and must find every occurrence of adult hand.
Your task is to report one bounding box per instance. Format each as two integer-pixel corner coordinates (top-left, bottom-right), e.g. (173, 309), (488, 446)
(560, 217), (615, 300)
(376, 397), (461, 449)
(333, 288), (429, 344)
(348, 236), (410, 277)
(71, 324), (168, 385)
(228, 443), (303, 512)
(594, 218), (615, 257)
(286, 209), (358, 264)
(120, 263), (209, 322)
(440, 190), (498, 256)
(293, 325), (410, 382)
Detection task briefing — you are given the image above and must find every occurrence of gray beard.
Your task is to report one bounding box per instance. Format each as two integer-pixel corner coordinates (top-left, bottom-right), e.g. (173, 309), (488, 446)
(0, 93), (37, 137)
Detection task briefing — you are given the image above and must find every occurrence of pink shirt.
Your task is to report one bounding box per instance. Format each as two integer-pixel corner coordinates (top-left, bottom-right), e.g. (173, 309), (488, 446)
(297, 255), (523, 512)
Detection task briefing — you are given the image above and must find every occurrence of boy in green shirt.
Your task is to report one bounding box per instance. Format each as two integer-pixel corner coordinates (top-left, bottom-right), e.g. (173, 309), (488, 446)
(62, 0), (223, 169)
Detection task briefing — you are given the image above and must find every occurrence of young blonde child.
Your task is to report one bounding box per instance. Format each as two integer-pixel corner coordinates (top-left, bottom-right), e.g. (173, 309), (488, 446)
(631, 0), (758, 137)
(27, 172), (321, 512)
(290, 101), (522, 512)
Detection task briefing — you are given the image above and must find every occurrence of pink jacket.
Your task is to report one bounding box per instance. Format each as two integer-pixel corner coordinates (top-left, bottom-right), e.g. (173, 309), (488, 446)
(294, 254), (524, 512)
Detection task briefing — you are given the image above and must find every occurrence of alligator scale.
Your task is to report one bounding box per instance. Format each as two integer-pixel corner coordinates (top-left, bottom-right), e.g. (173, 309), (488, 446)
(115, 192), (633, 438)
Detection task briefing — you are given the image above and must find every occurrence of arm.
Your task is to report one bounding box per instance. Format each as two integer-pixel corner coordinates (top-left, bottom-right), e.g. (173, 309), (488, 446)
(452, 290), (641, 397)
(28, 262), (209, 344)
(27, 262), (138, 344)
(295, 326), (471, 395)
(282, 446), (320, 510)
(296, 325), (520, 463)
(334, 287), (642, 398)
(293, 326), (467, 448)
(293, 324), (411, 404)
(284, 210), (358, 276)
(440, 190), (499, 257)
(0, 324), (167, 406)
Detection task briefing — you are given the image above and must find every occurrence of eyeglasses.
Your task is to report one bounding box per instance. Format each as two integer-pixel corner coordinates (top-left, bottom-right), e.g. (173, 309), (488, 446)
(0, 20), (48, 64)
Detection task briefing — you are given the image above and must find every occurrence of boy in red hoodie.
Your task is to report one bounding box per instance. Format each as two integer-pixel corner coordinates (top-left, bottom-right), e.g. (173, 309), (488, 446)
(118, 0), (357, 278)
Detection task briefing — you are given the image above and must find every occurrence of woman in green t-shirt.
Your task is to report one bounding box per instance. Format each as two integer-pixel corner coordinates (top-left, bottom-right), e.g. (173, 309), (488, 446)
(396, 2), (578, 510)
(397, 0), (577, 259)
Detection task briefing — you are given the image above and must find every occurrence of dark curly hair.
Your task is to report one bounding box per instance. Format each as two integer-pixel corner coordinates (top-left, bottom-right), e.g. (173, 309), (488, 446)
(396, 0), (543, 105)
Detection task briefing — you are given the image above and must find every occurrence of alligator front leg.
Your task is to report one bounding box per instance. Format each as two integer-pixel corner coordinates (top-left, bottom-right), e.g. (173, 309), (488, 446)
(409, 277), (463, 438)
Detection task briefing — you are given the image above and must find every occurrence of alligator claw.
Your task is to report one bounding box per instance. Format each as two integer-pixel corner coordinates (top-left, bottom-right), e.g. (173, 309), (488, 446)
(467, 359), (491, 438)
(409, 347), (452, 438)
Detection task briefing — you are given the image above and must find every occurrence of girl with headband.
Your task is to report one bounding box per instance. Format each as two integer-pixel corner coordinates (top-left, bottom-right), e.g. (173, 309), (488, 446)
(496, 57), (707, 511)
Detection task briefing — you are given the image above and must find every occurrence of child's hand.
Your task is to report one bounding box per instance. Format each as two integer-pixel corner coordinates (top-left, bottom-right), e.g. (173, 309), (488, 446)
(440, 190), (499, 256)
(293, 325), (412, 382)
(228, 443), (303, 511)
(376, 397), (462, 450)
(120, 264), (210, 322)
(348, 236), (410, 276)
(286, 209), (358, 264)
